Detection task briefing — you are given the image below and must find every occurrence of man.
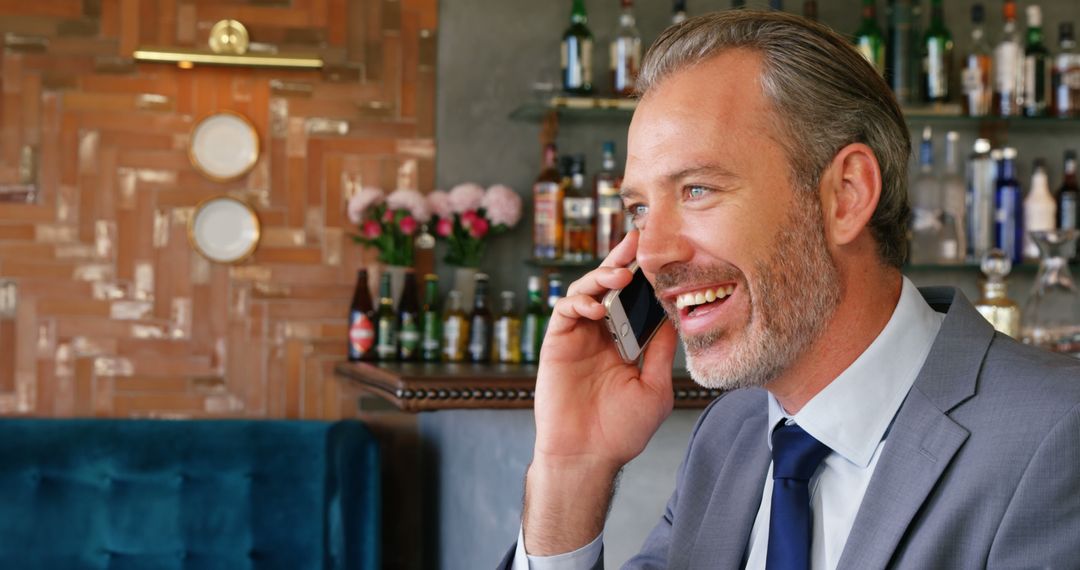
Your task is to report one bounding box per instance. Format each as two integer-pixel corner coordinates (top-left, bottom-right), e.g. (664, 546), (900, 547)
(502, 10), (1080, 570)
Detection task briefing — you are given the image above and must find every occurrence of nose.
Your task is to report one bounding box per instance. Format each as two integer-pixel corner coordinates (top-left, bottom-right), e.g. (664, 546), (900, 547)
(635, 201), (693, 276)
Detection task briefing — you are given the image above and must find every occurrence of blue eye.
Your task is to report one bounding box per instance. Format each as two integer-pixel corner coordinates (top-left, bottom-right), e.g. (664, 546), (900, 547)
(625, 203), (648, 228)
(686, 186), (710, 199)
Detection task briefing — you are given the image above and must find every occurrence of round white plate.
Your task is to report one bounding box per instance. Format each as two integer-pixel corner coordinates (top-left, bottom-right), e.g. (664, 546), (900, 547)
(188, 196), (260, 263)
(189, 112), (259, 181)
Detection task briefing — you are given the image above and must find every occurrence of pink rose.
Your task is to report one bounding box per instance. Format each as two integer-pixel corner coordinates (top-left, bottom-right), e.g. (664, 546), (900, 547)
(362, 220), (382, 239)
(461, 210), (480, 229)
(481, 184), (523, 228)
(448, 183), (485, 213)
(382, 209), (395, 223)
(436, 217), (453, 237)
(468, 217), (490, 239)
(399, 215), (418, 236)
(346, 187), (385, 224)
(427, 190), (452, 219)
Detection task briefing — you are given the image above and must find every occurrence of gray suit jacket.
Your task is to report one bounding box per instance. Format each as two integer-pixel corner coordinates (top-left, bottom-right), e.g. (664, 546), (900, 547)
(502, 288), (1080, 568)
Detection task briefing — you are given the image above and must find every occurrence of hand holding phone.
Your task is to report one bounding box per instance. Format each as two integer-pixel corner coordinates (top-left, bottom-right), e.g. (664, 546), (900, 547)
(602, 262), (668, 363)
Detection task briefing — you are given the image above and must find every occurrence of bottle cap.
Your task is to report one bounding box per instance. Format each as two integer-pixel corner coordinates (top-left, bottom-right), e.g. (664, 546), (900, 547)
(527, 275), (541, 291)
(501, 290), (515, 300)
(1003, 147), (1018, 160)
(974, 138), (991, 153)
(971, 4), (984, 24)
(946, 131), (959, 142)
(981, 249), (1012, 283)
(1026, 5), (1041, 27)
(602, 141), (616, 155)
(921, 125), (932, 141)
(474, 273), (489, 283)
(424, 273), (438, 281)
(991, 148), (1003, 160)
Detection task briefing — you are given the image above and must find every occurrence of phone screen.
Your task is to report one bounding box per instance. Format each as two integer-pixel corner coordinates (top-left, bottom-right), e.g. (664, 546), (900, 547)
(620, 269), (668, 345)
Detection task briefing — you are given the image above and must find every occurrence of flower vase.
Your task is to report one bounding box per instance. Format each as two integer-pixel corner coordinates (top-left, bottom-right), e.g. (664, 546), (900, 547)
(453, 267), (479, 306)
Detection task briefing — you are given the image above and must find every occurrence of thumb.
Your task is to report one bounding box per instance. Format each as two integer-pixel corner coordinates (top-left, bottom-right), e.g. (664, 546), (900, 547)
(639, 321), (677, 394)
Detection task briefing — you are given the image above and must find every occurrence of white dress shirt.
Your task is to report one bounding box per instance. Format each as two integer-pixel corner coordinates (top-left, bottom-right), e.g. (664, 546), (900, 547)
(515, 277), (944, 569)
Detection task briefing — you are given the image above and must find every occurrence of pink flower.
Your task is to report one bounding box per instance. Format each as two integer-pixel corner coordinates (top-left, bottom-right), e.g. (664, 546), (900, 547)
(436, 217), (453, 237)
(362, 220), (382, 239)
(448, 183), (485, 213)
(482, 184), (522, 228)
(461, 210), (480, 229)
(399, 215), (418, 236)
(468, 217), (490, 239)
(387, 188), (431, 222)
(382, 209), (395, 223)
(346, 187), (385, 224)
(427, 190), (452, 219)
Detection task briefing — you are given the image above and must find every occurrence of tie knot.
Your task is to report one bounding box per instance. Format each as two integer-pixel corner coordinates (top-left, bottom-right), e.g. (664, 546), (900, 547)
(771, 423), (831, 481)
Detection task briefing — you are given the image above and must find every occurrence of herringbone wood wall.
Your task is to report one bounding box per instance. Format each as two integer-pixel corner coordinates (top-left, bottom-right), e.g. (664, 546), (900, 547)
(0, 0), (436, 421)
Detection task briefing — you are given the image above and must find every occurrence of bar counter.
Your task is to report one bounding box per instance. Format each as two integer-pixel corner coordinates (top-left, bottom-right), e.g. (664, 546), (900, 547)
(334, 361), (720, 412)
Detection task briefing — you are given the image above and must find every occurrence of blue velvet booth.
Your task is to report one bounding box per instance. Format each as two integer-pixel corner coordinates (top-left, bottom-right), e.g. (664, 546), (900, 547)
(0, 419), (380, 569)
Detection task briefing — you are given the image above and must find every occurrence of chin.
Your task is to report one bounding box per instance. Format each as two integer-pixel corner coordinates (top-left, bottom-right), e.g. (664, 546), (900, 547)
(682, 336), (775, 392)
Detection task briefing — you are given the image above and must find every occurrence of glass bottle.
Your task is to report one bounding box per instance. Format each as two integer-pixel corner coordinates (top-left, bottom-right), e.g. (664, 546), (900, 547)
(493, 291), (522, 364)
(1052, 22), (1080, 118)
(974, 249), (1021, 338)
(1021, 229), (1080, 357)
(595, 141), (624, 258)
(855, 0), (886, 76)
(1024, 160), (1057, 261)
(420, 273), (442, 362)
(561, 0), (594, 95)
(941, 131), (966, 263)
(962, 3), (993, 116)
(995, 147), (1024, 264)
(967, 138), (997, 262)
(611, 0), (641, 98)
(521, 276), (545, 364)
(803, 0), (818, 21)
(886, 0), (915, 104)
(441, 290), (469, 362)
(922, 0), (953, 103)
(375, 272), (398, 361)
(671, 0), (687, 25)
(563, 155), (595, 262)
(910, 127), (945, 264)
(1057, 150), (1079, 260)
(994, 0), (1023, 116)
(1023, 5), (1050, 117)
(909, 0), (924, 103)
(467, 274), (493, 363)
(533, 143), (564, 259)
(396, 270), (421, 361)
(347, 269), (377, 362)
(541, 274), (564, 339)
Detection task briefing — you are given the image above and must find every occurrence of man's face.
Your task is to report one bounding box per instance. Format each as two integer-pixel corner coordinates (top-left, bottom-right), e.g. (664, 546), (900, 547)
(622, 50), (841, 390)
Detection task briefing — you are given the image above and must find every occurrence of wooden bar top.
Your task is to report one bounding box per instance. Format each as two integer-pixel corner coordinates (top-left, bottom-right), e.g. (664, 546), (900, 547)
(334, 361), (722, 412)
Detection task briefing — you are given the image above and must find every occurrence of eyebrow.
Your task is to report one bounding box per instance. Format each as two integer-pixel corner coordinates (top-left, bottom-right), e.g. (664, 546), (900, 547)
(619, 163), (741, 201)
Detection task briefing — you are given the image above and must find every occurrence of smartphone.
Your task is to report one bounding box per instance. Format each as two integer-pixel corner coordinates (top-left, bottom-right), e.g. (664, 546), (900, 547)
(602, 262), (668, 363)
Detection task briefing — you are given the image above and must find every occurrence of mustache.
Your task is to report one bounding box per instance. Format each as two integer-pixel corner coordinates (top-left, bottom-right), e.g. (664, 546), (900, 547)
(653, 262), (744, 293)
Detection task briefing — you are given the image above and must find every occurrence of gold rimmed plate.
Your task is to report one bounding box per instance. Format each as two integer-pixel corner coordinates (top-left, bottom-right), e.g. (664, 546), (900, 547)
(188, 196), (261, 264)
(189, 111), (260, 182)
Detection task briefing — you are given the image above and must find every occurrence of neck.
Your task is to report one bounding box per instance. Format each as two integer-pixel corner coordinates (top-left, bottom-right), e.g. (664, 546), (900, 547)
(767, 259), (903, 415)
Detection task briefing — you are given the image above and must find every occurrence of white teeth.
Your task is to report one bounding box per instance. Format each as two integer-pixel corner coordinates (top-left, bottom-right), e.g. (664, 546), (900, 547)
(694, 292), (706, 305)
(677, 285), (735, 311)
(705, 289), (716, 303)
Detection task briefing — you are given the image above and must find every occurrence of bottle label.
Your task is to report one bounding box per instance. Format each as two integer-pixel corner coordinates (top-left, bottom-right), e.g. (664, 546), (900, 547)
(521, 315), (539, 362)
(962, 66), (983, 93)
(995, 42), (1019, 93)
(925, 39), (948, 99)
(399, 322), (420, 356)
(348, 312), (375, 358)
(377, 318), (397, 359)
(1063, 195), (1078, 229)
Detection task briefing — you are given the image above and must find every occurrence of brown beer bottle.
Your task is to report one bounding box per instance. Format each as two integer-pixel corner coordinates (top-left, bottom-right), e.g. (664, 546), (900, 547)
(347, 269), (377, 361)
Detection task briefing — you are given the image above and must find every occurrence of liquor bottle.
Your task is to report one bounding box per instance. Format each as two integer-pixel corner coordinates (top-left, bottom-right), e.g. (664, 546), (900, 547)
(974, 249), (1021, 338)
(1058, 150), (1080, 259)
(533, 143), (564, 259)
(441, 290), (469, 362)
(1052, 23), (1080, 118)
(995, 147), (1024, 264)
(347, 269), (377, 362)
(595, 141), (624, 258)
(375, 273), (398, 361)
(611, 0), (641, 98)
(909, 0), (924, 103)
(910, 127), (945, 264)
(467, 273), (493, 363)
(967, 138), (997, 262)
(1024, 160), (1057, 261)
(520, 276), (545, 364)
(672, 0), (687, 25)
(962, 3), (993, 116)
(921, 0), (952, 103)
(803, 0), (818, 21)
(941, 131), (966, 263)
(540, 274), (564, 338)
(396, 270), (421, 361)
(994, 0), (1023, 116)
(493, 291), (523, 364)
(1023, 5), (1050, 117)
(855, 0), (886, 75)
(563, 155), (596, 262)
(420, 274), (442, 362)
(886, 0), (915, 104)
(561, 0), (594, 95)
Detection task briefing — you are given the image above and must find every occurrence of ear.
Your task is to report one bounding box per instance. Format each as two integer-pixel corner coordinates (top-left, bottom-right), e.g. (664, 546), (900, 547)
(819, 143), (882, 248)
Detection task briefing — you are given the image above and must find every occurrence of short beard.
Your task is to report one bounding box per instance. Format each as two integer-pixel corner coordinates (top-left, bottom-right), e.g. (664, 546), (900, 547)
(678, 192), (842, 391)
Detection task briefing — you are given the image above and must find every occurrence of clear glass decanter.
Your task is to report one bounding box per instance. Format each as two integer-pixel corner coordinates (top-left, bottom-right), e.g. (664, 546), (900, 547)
(1021, 229), (1080, 358)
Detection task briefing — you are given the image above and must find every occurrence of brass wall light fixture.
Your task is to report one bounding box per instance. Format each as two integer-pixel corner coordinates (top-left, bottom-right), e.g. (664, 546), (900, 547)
(134, 20), (323, 70)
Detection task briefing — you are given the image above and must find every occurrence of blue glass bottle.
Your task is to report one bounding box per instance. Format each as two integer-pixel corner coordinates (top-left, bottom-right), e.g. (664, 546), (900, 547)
(994, 147), (1024, 264)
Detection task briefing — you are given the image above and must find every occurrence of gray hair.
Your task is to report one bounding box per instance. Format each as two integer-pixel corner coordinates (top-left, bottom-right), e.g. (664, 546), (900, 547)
(638, 10), (911, 268)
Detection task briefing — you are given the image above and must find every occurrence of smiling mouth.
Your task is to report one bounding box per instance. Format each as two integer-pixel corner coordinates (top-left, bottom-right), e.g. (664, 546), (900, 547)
(676, 284), (736, 317)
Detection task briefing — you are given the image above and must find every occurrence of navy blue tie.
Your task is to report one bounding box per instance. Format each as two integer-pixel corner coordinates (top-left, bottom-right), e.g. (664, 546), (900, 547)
(766, 422), (831, 570)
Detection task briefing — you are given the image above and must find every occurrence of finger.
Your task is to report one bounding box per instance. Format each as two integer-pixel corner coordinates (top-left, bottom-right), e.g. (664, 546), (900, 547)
(546, 295), (607, 335)
(600, 230), (639, 269)
(565, 266), (634, 298)
(638, 321), (677, 394)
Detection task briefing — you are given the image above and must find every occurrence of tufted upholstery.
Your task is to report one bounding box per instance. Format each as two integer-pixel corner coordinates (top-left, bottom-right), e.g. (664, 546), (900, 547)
(0, 419), (380, 569)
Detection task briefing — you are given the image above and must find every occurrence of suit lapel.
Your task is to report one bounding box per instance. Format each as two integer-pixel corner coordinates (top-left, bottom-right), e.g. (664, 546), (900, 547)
(686, 411), (770, 569)
(837, 288), (995, 569)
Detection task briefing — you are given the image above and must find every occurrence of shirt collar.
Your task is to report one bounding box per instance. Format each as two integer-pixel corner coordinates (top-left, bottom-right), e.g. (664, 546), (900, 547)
(766, 277), (944, 468)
